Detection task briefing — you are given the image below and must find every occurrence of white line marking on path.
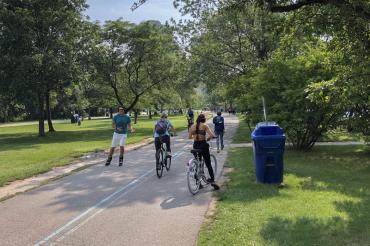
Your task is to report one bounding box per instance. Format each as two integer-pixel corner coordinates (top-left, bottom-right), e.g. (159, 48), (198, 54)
(34, 145), (190, 246)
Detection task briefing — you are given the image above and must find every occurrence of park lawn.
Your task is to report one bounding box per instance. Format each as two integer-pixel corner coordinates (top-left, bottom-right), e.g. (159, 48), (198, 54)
(232, 115), (252, 143)
(233, 115), (364, 143)
(198, 145), (370, 246)
(0, 115), (187, 187)
(320, 129), (364, 142)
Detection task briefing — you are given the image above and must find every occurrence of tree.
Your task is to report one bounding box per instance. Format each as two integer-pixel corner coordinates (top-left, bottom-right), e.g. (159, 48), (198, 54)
(0, 0), (86, 136)
(245, 42), (347, 149)
(94, 20), (180, 112)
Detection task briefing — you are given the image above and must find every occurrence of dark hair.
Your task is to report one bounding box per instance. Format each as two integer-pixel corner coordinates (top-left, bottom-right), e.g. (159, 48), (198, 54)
(118, 106), (126, 113)
(196, 114), (206, 132)
(217, 111), (221, 116)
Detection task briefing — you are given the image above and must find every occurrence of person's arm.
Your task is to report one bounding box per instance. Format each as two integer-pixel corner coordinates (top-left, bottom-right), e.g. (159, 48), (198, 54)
(169, 121), (176, 135)
(128, 117), (135, 133)
(188, 126), (193, 139)
(112, 119), (116, 129)
(222, 117), (225, 132)
(205, 125), (215, 141)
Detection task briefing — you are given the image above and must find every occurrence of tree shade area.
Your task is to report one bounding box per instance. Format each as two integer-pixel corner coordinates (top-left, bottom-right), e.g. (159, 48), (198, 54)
(1, 0), (369, 149)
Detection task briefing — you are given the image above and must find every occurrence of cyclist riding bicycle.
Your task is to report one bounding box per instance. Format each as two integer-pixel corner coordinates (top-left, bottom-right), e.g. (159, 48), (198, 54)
(154, 112), (176, 157)
(188, 114), (220, 190)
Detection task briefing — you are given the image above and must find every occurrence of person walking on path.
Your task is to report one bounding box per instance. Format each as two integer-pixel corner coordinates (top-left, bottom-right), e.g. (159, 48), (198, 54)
(186, 108), (194, 131)
(188, 114), (220, 190)
(105, 106), (134, 166)
(213, 111), (225, 153)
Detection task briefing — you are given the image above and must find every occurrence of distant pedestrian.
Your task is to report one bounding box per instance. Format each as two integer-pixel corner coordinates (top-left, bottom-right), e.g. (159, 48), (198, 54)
(213, 111), (225, 153)
(105, 106), (134, 167)
(74, 113), (79, 123)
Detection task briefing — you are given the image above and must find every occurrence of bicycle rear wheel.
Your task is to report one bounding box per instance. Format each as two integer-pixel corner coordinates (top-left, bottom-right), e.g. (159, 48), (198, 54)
(205, 154), (218, 181)
(187, 159), (200, 195)
(156, 149), (164, 178)
(166, 155), (171, 171)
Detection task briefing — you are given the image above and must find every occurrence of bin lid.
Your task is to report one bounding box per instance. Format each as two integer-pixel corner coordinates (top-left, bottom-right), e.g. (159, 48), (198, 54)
(251, 122), (285, 137)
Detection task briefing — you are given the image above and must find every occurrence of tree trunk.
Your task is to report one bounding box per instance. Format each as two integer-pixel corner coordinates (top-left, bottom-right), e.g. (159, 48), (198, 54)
(134, 109), (138, 124)
(149, 108), (152, 119)
(109, 108), (113, 119)
(38, 93), (45, 137)
(45, 92), (55, 132)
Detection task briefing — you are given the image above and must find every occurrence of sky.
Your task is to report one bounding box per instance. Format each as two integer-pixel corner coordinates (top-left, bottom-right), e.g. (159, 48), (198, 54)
(85, 0), (185, 24)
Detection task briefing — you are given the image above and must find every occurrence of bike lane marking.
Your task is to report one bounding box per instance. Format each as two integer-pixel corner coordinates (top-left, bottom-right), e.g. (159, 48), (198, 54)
(34, 142), (190, 245)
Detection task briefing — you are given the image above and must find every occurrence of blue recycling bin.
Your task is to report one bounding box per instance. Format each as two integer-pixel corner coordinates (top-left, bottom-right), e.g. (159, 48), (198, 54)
(251, 122), (285, 184)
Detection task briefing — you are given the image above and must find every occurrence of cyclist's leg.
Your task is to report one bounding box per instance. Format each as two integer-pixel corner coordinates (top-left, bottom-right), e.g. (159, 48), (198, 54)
(202, 143), (214, 181)
(154, 137), (161, 161)
(163, 135), (171, 153)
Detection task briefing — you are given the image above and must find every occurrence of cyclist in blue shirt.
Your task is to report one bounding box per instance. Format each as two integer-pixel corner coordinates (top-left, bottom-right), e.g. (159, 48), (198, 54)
(213, 111), (225, 153)
(105, 106), (134, 166)
(154, 113), (176, 157)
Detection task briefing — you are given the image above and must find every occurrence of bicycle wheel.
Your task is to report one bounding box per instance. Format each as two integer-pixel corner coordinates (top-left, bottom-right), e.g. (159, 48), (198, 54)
(187, 159), (200, 195)
(204, 154), (218, 181)
(165, 155), (171, 171)
(156, 149), (163, 178)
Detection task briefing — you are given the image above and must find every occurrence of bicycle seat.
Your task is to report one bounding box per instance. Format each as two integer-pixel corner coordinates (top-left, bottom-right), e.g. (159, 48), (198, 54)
(190, 149), (204, 154)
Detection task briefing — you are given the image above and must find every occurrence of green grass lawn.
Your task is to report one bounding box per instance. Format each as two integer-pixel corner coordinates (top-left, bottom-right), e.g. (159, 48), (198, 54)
(198, 144), (370, 245)
(233, 115), (252, 143)
(320, 129), (364, 142)
(234, 114), (365, 144)
(0, 115), (187, 187)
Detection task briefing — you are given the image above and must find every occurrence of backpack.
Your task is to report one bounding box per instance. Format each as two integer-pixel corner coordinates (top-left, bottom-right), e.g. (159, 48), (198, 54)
(214, 116), (224, 132)
(155, 120), (168, 135)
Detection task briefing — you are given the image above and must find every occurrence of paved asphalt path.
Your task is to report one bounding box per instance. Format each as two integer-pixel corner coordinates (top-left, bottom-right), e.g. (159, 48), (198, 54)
(0, 114), (238, 246)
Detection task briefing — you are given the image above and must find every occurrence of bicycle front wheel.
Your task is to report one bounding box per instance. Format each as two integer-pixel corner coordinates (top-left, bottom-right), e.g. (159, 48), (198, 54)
(156, 149), (164, 178)
(205, 154), (218, 181)
(187, 159), (200, 195)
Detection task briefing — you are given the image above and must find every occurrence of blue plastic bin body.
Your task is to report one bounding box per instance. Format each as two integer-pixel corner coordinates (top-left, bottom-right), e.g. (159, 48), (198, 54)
(251, 122), (285, 183)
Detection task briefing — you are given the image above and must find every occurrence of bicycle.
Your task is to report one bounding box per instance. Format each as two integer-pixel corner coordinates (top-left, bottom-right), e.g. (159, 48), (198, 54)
(155, 134), (174, 178)
(186, 145), (218, 195)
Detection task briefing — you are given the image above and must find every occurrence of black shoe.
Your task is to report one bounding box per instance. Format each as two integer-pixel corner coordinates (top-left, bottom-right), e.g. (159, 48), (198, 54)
(105, 157), (112, 166)
(221, 146), (224, 150)
(211, 183), (220, 190)
(156, 162), (161, 170)
(206, 178), (214, 183)
(118, 156), (123, 166)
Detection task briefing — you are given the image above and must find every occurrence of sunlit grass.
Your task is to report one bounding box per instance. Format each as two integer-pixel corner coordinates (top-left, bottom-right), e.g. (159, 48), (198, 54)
(0, 115), (187, 186)
(233, 114), (252, 143)
(198, 145), (370, 246)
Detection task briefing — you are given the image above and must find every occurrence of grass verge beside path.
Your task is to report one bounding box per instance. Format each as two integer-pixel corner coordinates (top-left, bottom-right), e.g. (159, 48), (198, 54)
(199, 146), (370, 246)
(0, 115), (187, 187)
(232, 114), (252, 143)
(320, 129), (364, 142)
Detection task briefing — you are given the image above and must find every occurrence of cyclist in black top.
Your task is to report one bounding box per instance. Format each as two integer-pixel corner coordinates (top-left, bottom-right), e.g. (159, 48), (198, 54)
(188, 114), (220, 190)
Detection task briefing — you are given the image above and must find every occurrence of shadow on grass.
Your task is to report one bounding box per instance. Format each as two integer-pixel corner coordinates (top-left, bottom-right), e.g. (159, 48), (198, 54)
(260, 145), (370, 245)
